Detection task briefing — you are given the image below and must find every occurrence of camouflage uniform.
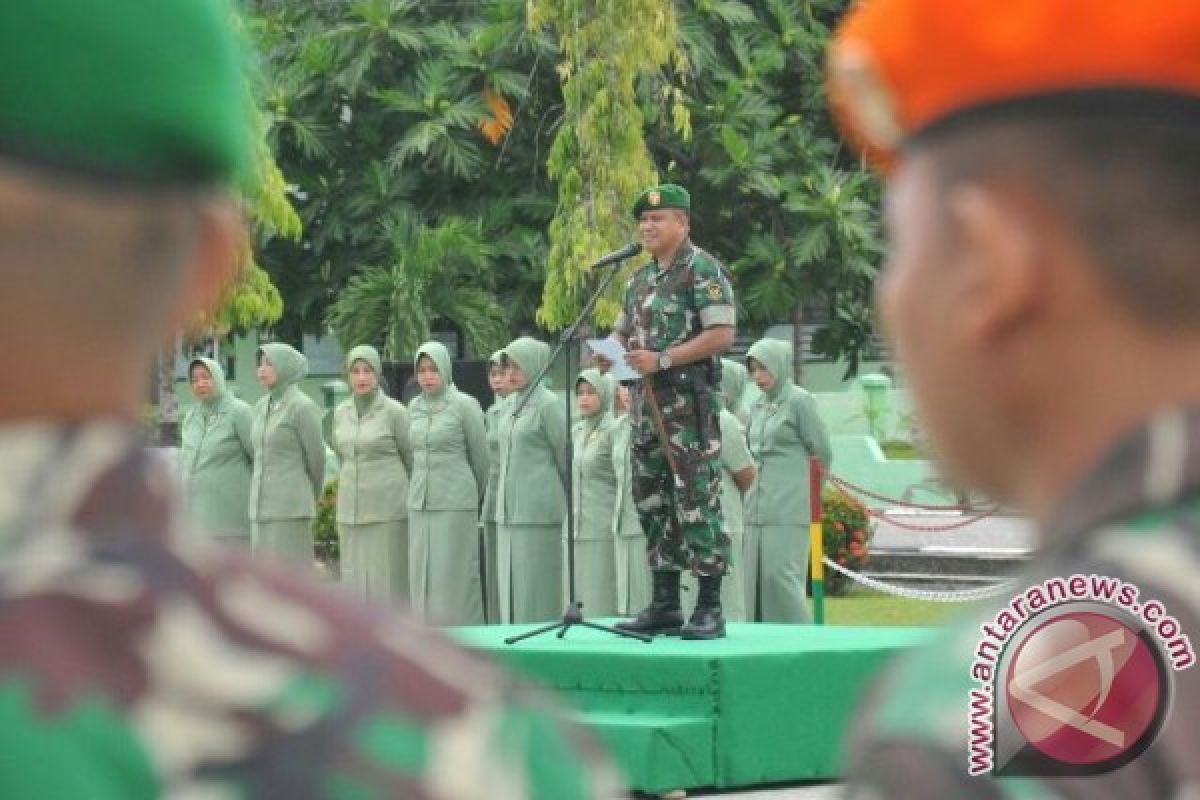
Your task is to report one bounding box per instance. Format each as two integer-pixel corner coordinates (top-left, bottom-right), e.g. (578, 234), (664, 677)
(845, 409), (1200, 799)
(614, 239), (736, 577)
(0, 424), (622, 799)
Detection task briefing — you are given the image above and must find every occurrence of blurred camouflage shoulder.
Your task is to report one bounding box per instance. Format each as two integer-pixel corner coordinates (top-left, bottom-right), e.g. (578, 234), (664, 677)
(0, 424), (624, 799)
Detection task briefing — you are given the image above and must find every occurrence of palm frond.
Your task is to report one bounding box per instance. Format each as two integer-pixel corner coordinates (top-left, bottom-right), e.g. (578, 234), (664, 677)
(326, 263), (427, 360)
(700, 0), (758, 27)
(431, 285), (511, 358)
(434, 135), (484, 180)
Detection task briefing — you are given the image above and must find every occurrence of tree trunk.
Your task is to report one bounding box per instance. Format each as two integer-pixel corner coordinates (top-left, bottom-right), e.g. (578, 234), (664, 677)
(157, 338), (181, 447)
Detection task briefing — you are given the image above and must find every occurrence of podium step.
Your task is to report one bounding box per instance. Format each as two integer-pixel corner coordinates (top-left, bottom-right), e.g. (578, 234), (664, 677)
(575, 711), (715, 793)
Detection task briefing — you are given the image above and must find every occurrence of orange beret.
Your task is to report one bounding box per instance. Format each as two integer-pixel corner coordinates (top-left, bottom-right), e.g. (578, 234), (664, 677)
(827, 0), (1200, 170)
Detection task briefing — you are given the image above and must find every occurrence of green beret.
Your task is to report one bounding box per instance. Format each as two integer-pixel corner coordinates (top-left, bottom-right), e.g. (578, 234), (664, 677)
(632, 184), (691, 219)
(0, 1), (250, 185)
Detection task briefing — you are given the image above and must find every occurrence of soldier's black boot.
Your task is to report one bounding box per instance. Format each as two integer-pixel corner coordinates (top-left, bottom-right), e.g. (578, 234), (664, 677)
(616, 570), (684, 635)
(681, 574), (726, 640)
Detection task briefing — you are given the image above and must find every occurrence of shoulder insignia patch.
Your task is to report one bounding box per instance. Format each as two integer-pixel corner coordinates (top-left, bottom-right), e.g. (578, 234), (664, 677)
(707, 283), (723, 301)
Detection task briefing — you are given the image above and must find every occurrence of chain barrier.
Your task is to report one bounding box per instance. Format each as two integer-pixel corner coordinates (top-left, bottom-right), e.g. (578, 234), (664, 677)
(822, 556), (1018, 603)
(827, 472), (1002, 532)
(861, 502), (999, 532)
(827, 473), (979, 512)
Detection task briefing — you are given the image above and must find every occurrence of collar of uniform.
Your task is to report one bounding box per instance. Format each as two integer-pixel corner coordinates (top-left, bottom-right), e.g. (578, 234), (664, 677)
(1042, 408), (1200, 550)
(652, 238), (696, 277)
(0, 422), (174, 550)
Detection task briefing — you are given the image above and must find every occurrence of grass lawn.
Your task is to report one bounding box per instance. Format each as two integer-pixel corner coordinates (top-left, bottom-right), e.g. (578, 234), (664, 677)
(880, 440), (924, 460)
(821, 586), (965, 627)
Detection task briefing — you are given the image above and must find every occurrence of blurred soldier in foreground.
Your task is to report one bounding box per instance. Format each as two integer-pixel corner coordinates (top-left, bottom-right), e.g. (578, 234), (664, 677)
(827, 0), (1200, 796)
(0, 2), (619, 797)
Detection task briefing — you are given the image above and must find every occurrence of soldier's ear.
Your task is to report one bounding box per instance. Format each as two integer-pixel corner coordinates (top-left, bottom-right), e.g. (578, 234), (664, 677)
(946, 183), (1041, 350)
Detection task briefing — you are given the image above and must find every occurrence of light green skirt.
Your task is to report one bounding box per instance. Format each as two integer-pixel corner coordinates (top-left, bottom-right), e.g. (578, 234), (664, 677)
(497, 523), (563, 624)
(409, 510), (484, 626)
(565, 536), (618, 617)
(614, 535), (652, 616)
(338, 520), (408, 607)
(745, 523), (811, 623)
(482, 522), (501, 624)
(251, 519), (314, 574)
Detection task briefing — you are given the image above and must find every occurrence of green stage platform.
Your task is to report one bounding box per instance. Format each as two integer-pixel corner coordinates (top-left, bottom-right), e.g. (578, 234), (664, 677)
(452, 623), (933, 795)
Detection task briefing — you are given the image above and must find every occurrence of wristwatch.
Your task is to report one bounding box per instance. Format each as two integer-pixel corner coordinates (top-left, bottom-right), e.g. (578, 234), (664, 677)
(657, 351), (673, 371)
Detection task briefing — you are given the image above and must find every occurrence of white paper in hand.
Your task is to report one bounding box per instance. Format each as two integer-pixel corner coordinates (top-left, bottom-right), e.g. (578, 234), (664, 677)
(586, 338), (639, 382)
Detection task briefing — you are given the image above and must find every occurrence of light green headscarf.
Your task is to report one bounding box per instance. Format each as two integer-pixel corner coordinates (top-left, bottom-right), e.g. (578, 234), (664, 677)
(721, 357), (748, 413)
(502, 337), (552, 394)
(189, 357), (226, 411)
(488, 349), (510, 399)
(258, 342), (308, 399)
(415, 340), (454, 399)
(746, 338), (793, 401)
(346, 344), (383, 415)
(575, 368), (614, 434)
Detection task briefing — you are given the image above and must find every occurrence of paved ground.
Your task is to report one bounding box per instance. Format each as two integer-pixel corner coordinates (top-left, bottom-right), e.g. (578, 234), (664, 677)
(872, 513), (1034, 552)
(627, 783), (843, 799)
(690, 783), (843, 799)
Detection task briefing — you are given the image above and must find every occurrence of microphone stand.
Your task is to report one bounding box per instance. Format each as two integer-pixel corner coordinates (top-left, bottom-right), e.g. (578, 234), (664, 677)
(505, 254), (652, 645)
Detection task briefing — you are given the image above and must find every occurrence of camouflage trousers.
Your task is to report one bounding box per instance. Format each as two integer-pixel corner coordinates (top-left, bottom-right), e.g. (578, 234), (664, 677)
(631, 379), (729, 577)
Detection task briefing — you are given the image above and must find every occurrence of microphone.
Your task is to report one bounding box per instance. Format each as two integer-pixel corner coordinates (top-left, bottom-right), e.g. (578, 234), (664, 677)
(589, 242), (643, 269)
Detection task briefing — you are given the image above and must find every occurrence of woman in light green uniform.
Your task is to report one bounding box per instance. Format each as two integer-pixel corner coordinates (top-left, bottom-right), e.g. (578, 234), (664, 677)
(744, 338), (832, 623)
(480, 351), (510, 622)
(331, 345), (412, 606)
(720, 357), (756, 427)
(181, 357), (254, 546)
(611, 383), (651, 616)
(407, 341), (488, 625)
(568, 369), (620, 616)
(682, 384), (757, 622)
(249, 342), (327, 571)
(495, 337), (567, 623)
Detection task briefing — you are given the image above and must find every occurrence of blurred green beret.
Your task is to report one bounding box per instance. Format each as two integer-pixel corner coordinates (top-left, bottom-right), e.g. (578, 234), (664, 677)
(632, 183), (691, 218)
(0, 0), (251, 185)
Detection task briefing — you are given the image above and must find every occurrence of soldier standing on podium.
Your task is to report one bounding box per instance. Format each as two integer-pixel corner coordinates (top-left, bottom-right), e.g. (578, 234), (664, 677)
(604, 183), (736, 640)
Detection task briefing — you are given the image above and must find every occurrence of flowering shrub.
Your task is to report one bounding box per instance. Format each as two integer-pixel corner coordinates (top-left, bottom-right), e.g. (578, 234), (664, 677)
(821, 486), (872, 596)
(314, 480), (339, 570)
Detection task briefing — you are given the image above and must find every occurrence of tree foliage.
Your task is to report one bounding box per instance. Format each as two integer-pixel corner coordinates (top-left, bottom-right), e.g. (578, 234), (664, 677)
(251, 0), (559, 351)
(325, 216), (509, 360)
(649, 0), (884, 375)
(529, 0), (688, 329)
(252, 0), (884, 372)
